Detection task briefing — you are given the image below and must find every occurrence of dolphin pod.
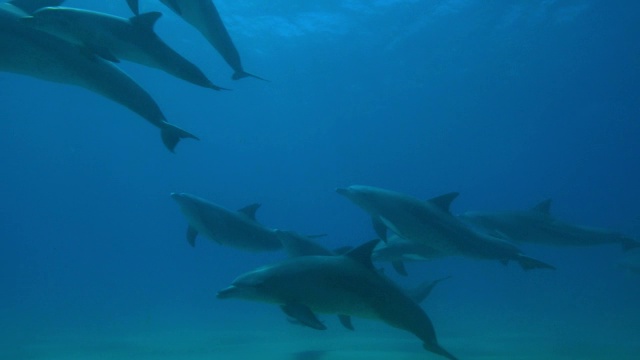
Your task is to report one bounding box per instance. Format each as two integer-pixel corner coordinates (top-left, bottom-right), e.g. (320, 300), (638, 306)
(0, 1), (198, 152)
(126, 0), (267, 81)
(336, 185), (556, 271)
(23, 7), (228, 90)
(217, 240), (459, 360)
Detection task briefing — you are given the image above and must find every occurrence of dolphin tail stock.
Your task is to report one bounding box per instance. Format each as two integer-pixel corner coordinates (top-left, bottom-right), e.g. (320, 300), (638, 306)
(514, 254), (556, 271)
(232, 70), (270, 82)
(423, 342), (459, 360)
(160, 123), (199, 153)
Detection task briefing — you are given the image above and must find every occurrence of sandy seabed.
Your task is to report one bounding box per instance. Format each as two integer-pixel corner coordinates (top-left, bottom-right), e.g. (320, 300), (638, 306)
(4, 318), (638, 360)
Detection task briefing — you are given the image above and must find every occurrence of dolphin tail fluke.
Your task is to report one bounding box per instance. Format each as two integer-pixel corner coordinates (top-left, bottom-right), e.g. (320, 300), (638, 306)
(160, 123), (199, 152)
(515, 255), (556, 271)
(423, 342), (458, 360)
(232, 70), (270, 82)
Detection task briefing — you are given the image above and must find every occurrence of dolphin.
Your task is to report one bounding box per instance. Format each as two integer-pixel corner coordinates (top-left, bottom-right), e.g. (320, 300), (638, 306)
(7, 0), (63, 14)
(373, 233), (444, 276)
(336, 185), (555, 271)
(460, 199), (640, 251)
(158, 0), (267, 81)
(170, 192), (282, 251)
(22, 7), (227, 91)
(0, 5), (197, 152)
(217, 239), (458, 360)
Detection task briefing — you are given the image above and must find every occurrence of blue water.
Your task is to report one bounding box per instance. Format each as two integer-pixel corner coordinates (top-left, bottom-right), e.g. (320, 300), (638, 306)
(2, 0), (639, 359)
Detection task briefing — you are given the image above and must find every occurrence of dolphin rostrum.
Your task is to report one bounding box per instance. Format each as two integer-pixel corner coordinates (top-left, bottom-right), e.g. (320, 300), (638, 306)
(170, 192), (282, 251)
(0, 4), (198, 152)
(217, 239), (458, 360)
(23, 6), (227, 91)
(336, 185), (555, 271)
(158, 0), (267, 81)
(460, 199), (640, 251)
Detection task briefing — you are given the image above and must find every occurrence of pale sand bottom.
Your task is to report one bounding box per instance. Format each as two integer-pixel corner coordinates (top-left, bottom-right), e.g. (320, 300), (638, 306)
(4, 320), (638, 360)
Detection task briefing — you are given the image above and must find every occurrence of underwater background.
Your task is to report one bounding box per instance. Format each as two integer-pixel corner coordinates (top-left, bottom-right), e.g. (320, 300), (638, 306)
(1, 0), (639, 359)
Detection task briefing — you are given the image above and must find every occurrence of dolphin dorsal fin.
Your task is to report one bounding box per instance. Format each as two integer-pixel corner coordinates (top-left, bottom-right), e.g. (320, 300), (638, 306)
(344, 239), (379, 271)
(130, 11), (162, 30)
(532, 199), (552, 214)
(428, 192), (459, 213)
(238, 203), (261, 221)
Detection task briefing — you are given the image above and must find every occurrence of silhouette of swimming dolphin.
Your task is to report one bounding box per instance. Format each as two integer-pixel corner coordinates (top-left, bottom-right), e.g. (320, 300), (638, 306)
(24, 6), (227, 90)
(217, 239), (458, 360)
(0, 4), (198, 152)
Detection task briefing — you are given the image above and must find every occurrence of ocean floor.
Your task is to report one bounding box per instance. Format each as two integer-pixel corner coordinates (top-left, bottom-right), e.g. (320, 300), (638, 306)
(4, 318), (638, 360)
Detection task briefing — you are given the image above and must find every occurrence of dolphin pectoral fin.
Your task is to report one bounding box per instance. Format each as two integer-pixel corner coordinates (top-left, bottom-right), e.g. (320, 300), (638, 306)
(280, 304), (326, 330)
(160, 123), (199, 153)
(391, 260), (408, 276)
(232, 70), (270, 82)
(338, 315), (354, 330)
(515, 255), (555, 271)
(186, 226), (198, 247)
(423, 342), (459, 360)
(86, 44), (120, 63)
(372, 217), (387, 241)
(126, 0), (139, 14)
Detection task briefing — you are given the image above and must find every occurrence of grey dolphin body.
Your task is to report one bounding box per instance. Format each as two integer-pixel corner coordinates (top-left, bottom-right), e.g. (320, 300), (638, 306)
(337, 185), (555, 271)
(170, 192), (281, 251)
(217, 240), (458, 360)
(0, 5), (197, 152)
(8, 0), (63, 14)
(158, 0), (266, 81)
(23, 7), (226, 90)
(460, 199), (640, 251)
(373, 233), (444, 276)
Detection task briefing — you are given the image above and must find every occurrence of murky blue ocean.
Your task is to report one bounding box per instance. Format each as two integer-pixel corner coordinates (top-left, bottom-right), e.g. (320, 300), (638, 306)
(1, 0), (639, 359)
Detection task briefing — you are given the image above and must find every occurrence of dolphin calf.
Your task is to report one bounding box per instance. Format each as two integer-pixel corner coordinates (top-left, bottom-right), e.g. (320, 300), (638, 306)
(373, 234), (444, 276)
(158, 0), (267, 81)
(337, 185), (555, 271)
(23, 7), (227, 91)
(460, 199), (640, 251)
(170, 192), (282, 251)
(0, 4), (197, 152)
(217, 239), (458, 360)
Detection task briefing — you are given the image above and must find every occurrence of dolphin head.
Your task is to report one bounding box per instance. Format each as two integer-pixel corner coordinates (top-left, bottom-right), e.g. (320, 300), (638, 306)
(170, 192), (197, 206)
(217, 266), (281, 302)
(21, 7), (73, 33)
(336, 185), (389, 214)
